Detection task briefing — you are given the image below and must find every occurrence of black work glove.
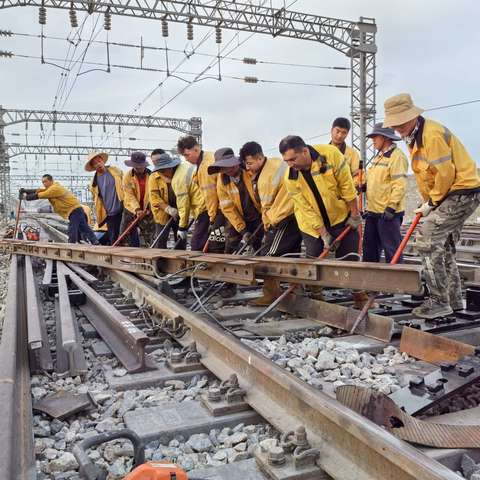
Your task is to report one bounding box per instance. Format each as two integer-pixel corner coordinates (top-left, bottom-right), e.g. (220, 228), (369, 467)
(356, 183), (367, 193)
(382, 207), (396, 221)
(18, 188), (26, 199)
(25, 193), (39, 201)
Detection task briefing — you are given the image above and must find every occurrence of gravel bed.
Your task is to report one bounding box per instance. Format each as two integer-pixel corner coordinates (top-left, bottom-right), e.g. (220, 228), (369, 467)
(243, 335), (415, 394)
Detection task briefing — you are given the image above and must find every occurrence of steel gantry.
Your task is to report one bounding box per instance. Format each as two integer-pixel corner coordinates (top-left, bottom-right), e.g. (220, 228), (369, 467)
(0, 106), (202, 213)
(0, 0), (377, 156)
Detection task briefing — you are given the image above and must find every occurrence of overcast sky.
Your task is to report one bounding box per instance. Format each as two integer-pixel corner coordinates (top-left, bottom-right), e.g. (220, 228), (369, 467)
(1, 0), (479, 183)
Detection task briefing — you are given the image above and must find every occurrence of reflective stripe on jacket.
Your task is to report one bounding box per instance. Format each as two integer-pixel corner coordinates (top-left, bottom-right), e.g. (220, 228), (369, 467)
(123, 168), (151, 214)
(36, 182), (81, 220)
(172, 161), (206, 229)
(284, 144), (357, 238)
(89, 166), (124, 226)
(148, 171), (169, 225)
(194, 151), (218, 222)
(217, 169), (261, 233)
(256, 157), (293, 229)
(366, 146), (408, 213)
(409, 118), (480, 204)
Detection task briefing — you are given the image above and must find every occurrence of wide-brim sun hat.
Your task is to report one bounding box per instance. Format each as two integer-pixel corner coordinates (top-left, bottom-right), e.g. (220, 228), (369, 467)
(208, 147), (241, 175)
(366, 122), (401, 141)
(125, 151), (149, 168)
(85, 151), (109, 172)
(152, 152), (181, 172)
(383, 93), (424, 128)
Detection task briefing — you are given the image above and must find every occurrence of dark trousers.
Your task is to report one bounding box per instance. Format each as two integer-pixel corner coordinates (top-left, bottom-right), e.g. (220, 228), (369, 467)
(68, 207), (99, 244)
(302, 221), (359, 260)
(105, 211), (123, 245)
(261, 215), (302, 257)
(152, 220), (178, 249)
(225, 217), (264, 254)
(176, 211), (210, 251)
(208, 212), (226, 254)
(120, 209), (155, 247)
(363, 212), (403, 263)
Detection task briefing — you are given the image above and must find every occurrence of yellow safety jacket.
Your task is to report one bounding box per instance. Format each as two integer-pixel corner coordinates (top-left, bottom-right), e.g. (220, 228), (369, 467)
(123, 168), (151, 214)
(172, 161), (206, 229)
(284, 144), (357, 238)
(332, 143), (361, 186)
(36, 182), (81, 220)
(81, 204), (94, 226)
(194, 151), (218, 223)
(217, 169), (261, 233)
(256, 157), (293, 229)
(409, 117), (480, 204)
(89, 166), (124, 227)
(366, 146), (408, 214)
(148, 171), (170, 225)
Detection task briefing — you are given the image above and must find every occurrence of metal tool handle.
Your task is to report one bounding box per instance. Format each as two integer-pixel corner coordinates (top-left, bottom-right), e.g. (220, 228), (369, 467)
(149, 217), (174, 249)
(73, 429), (145, 480)
(112, 211), (147, 247)
(13, 197), (23, 239)
(318, 225), (352, 259)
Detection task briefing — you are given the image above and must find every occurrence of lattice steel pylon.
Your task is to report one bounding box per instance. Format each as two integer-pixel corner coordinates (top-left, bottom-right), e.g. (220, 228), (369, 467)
(0, 0), (377, 150)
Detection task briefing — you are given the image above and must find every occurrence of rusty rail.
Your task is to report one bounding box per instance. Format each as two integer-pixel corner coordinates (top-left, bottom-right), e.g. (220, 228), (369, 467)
(110, 269), (461, 480)
(0, 256), (36, 479)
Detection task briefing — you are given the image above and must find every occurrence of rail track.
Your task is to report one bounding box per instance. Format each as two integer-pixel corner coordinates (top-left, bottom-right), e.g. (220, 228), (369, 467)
(2, 215), (480, 479)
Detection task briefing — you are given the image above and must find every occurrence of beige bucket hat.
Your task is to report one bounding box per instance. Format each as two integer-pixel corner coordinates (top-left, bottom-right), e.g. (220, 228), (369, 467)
(85, 151), (109, 172)
(383, 93), (424, 128)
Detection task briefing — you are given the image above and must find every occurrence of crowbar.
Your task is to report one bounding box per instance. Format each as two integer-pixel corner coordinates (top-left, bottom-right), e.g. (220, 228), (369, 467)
(112, 211), (147, 247)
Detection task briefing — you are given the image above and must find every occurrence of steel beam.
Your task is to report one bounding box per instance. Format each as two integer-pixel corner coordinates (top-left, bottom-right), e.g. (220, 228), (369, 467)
(0, 240), (423, 293)
(110, 269), (461, 480)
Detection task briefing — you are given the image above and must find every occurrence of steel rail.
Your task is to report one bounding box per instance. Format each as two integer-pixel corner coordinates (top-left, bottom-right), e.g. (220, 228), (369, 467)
(110, 269), (462, 480)
(0, 255), (36, 479)
(1, 240), (424, 294)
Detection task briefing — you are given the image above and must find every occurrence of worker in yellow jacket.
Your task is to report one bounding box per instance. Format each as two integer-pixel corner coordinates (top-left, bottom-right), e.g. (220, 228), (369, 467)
(362, 123), (408, 263)
(239, 141), (303, 305)
(281, 135), (369, 309)
(208, 147), (264, 254)
(330, 117), (362, 187)
(120, 151), (155, 247)
(177, 135), (225, 253)
(153, 154), (209, 251)
(148, 149), (179, 248)
(384, 93), (480, 319)
(85, 151), (124, 245)
(21, 175), (98, 244)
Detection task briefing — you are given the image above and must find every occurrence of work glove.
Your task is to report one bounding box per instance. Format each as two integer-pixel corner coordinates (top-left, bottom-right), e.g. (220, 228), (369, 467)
(177, 229), (188, 242)
(346, 214), (362, 230)
(382, 207), (396, 221)
(414, 201), (434, 218)
(18, 188), (26, 199)
(356, 183), (367, 193)
(241, 230), (252, 245)
(321, 232), (338, 252)
(25, 193), (38, 201)
(165, 206), (179, 219)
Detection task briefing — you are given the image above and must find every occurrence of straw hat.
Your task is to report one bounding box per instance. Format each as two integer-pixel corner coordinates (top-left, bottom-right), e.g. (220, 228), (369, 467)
(382, 93), (424, 128)
(85, 151), (109, 172)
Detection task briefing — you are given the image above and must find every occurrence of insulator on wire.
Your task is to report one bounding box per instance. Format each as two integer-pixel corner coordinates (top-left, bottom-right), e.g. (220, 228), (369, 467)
(0, 50), (13, 58)
(0, 30), (13, 37)
(162, 19), (169, 37)
(187, 22), (193, 41)
(243, 57), (257, 65)
(69, 5), (78, 28)
(104, 10), (111, 31)
(215, 26), (222, 44)
(39, 5), (47, 25)
(244, 76), (258, 84)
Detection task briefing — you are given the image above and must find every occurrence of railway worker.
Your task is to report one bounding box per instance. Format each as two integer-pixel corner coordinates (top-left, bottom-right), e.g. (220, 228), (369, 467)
(20, 175), (99, 244)
(280, 135), (370, 309)
(148, 149), (180, 248)
(120, 151), (155, 247)
(177, 135), (225, 253)
(153, 153), (209, 251)
(85, 151), (124, 245)
(239, 141), (302, 305)
(383, 93), (480, 319)
(362, 123), (408, 263)
(330, 117), (362, 187)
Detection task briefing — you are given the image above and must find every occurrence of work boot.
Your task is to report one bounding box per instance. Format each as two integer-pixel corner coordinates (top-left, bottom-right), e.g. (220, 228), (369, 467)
(412, 298), (453, 319)
(352, 291), (378, 310)
(249, 279), (282, 306)
(308, 285), (325, 301)
(219, 283), (237, 299)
